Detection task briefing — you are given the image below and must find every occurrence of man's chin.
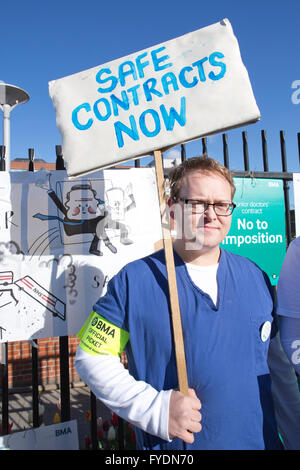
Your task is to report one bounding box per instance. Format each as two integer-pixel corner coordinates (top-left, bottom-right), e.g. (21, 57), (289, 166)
(184, 237), (205, 251)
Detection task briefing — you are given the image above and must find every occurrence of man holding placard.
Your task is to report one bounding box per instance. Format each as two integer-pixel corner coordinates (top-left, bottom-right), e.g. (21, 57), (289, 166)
(75, 156), (282, 450)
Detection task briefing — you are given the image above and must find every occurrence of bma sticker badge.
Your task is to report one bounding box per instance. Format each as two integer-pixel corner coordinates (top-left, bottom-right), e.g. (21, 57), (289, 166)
(78, 311), (129, 357)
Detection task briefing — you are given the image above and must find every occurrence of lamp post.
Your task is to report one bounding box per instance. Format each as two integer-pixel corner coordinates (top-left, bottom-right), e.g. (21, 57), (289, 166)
(0, 83), (29, 434)
(0, 82), (30, 171)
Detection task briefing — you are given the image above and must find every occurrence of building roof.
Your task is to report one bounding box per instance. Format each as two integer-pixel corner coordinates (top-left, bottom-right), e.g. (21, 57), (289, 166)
(11, 159), (56, 171)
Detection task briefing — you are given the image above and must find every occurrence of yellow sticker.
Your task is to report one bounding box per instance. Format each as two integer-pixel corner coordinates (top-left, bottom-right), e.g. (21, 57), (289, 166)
(77, 311), (129, 357)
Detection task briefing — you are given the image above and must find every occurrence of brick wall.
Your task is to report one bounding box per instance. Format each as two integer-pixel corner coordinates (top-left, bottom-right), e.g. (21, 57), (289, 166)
(5, 336), (81, 389)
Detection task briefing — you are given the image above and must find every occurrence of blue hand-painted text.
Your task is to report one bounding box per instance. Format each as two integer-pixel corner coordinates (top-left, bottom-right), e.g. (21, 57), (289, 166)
(71, 46), (226, 148)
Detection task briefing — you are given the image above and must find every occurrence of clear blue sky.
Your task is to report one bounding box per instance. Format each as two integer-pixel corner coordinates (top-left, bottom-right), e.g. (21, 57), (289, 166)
(1, 0), (300, 175)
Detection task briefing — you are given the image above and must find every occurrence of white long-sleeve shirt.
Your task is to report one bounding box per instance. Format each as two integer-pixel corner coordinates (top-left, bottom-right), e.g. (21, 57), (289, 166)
(75, 347), (172, 441)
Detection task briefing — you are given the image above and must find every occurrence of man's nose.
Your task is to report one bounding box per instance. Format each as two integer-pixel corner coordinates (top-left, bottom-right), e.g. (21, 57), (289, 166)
(204, 204), (217, 219)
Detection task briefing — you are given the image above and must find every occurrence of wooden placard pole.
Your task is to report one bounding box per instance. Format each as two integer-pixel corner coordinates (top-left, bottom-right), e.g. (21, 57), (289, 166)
(153, 149), (189, 396)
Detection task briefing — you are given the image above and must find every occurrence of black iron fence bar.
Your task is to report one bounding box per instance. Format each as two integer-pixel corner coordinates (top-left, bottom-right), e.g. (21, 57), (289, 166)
(0, 146), (6, 172)
(27, 148), (40, 429)
(231, 171), (293, 180)
(222, 134), (229, 169)
(202, 137), (207, 155)
(242, 131), (250, 172)
(59, 337), (71, 422)
(280, 130), (288, 173)
(117, 412), (124, 450)
(31, 341), (39, 428)
(1, 343), (8, 436)
(181, 143), (186, 162)
(280, 131), (292, 246)
(261, 130), (269, 172)
(55, 151), (71, 423)
(90, 392), (98, 449)
(28, 148), (34, 172)
(55, 145), (65, 171)
(53, 146), (72, 423)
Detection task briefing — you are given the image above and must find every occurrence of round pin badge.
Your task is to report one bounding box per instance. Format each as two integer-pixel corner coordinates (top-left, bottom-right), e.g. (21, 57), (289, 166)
(260, 321), (271, 342)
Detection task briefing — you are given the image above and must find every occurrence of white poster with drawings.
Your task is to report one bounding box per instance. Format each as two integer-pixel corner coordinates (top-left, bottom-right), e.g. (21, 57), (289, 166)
(0, 168), (162, 342)
(0, 419), (79, 450)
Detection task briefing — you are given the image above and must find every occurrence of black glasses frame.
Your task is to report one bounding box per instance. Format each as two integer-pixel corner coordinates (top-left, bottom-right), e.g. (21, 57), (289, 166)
(177, 198), (236, 216)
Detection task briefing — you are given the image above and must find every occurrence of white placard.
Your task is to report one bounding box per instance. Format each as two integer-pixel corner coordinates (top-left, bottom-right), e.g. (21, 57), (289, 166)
(49, 18), (260, 177)
(0, 168), (162, 342)
(0, 420), (79, 450)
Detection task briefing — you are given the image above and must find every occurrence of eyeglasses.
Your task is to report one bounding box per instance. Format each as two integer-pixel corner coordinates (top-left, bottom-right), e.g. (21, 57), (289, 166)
(177, 198), (236, 216)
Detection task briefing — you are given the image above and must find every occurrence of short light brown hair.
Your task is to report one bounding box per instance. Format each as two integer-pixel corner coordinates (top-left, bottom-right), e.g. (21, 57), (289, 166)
(168, 155), (236, 201)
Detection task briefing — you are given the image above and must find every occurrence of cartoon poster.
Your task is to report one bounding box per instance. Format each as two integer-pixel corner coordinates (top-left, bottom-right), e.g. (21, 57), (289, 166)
(0, 168), (162, 342)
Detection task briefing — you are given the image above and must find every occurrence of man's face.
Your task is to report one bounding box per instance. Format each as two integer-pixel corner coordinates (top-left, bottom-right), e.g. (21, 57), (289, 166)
(176, 170), (233, 252)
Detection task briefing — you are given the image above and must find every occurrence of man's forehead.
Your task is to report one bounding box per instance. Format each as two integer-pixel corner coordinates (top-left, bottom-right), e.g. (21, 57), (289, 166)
(181, 170), (230, 188)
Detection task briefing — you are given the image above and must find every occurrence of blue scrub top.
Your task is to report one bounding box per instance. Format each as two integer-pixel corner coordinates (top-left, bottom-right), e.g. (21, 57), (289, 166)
(93, 248), (282, 450)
